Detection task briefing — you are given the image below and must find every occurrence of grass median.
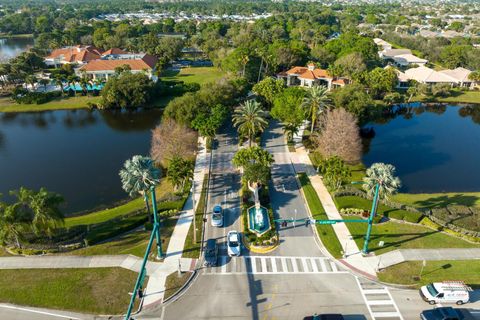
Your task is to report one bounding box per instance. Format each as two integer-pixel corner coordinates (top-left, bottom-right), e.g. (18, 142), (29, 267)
(378, 260), (480, 288)
(0, 268), (139, 314)
(298, 173), (343, 258)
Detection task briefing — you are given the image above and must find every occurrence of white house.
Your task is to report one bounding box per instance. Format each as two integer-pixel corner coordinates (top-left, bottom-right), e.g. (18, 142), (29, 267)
(373, 38), (392, 51)
(277, 64), (347, 90)
(397, 66), (477, 89)
(391, 54), (428, 67)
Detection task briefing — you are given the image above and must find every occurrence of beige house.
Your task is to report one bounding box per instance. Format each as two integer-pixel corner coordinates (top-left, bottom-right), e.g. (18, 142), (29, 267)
(395, 66), (477, 89)
(277, 64), (347, 90)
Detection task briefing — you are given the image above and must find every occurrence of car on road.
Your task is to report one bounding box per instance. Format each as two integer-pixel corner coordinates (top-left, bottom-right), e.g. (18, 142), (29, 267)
(227, 230), (241, 257)
(420, 307), (471, 320)
(420, 282), (471, 305)
(203, 239), (218, 267)
(211, 205), (223, 227)
(303, 314), (344, 320)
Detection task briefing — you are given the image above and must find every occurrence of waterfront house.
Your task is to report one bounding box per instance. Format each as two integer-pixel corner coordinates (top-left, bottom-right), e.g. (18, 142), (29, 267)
(277, 64), (347, 90)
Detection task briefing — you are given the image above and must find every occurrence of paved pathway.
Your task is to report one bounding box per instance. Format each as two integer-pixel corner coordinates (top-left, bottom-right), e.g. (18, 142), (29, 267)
(377, 248), (480, 269)
(288, 124), (378, 277)
(142, 136), (210, 307)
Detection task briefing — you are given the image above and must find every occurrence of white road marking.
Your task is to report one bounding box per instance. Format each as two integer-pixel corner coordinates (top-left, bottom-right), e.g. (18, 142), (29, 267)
(301, 257), (309, 273)
(271, 257), (277, 273)
(281, 257), (288, 272)
(292, 258), (299, 273)
(221, 256), (227, 273)
(310, 258), (319, 272)
(319, 257), (327, 272)
(0, 305), (81, 319)
(250, 257), (257, 273)
(330, 261), (338, 272)
(260, 257), (267, 273)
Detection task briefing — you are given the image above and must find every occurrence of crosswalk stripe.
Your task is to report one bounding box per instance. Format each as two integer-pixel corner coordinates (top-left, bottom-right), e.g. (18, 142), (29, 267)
(310, 258), (319, 272)
(330, 261), (338, 272)
(292, 258), (299, 273)
(261, 257), (267, 273)
(250, 257), (257, 273)
(231, 256), (237, 273)
(319, 258), (327, 272)
(271, 257), (277, 273)
(221, 256), (227, 273)
(371, 312), (401, 318)
(281, 257), (288, 272)
(363, 289), (388, 294)
(301, 258), (309, 273)
(367, 300), (394, 305)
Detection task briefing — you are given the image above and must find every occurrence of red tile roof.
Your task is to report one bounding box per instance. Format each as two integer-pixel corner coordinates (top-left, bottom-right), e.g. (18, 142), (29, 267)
(46, 46), (103, 63)
(102, 48), (129, 55)
(285, 66), (333, 80)
(80, 55), (158, 72)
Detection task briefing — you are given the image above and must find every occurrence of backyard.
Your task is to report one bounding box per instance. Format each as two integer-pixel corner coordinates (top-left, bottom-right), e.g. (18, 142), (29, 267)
(0, 95), (100, 112)
(161, 67), (226, 86)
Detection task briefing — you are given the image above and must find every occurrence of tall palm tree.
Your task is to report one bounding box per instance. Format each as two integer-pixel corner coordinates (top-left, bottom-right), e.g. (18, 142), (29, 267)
(233, 100), (268, 147)
(301, 85), (330, 133)
(362, 163), (401, 200)
(0, 201), (27, 248)
(27, 188), (64, 237)
(119, 155), (161, 220)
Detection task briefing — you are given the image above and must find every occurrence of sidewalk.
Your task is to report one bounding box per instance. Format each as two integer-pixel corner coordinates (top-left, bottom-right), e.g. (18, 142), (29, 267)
(289, 125), (378, 277)
(377, 248), (480, 269)
(142, 136), (210, 307)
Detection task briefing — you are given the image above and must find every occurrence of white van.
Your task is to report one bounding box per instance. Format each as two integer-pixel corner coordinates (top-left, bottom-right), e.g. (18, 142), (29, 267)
(420, 281), (471, 305)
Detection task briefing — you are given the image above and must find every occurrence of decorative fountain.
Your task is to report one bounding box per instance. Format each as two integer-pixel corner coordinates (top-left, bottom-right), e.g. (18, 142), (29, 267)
(247, 182), (271, 236)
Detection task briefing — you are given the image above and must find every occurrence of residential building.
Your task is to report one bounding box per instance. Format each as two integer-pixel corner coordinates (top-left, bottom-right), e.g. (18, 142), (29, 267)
(78, 53), (158, 81)
(391, 54), (428, 67)
(373, 38), (392, 51)
(277, 64), (347, 90)
(44, 45), (103, 67)
(438, 67), (476, 88)
(395, 66), (477, 89)
(379, 48), (412, 59)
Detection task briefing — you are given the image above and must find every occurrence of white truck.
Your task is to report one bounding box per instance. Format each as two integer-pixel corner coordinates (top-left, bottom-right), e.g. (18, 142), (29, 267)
(420, 281), (472, 305)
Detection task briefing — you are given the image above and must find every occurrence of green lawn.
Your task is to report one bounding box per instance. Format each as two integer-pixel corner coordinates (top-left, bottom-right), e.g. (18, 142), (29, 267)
(298, 173), (343, 258)
(412, 90), (480, 104)
(0, 96), (100, 113)
(164, 271), (192, 301)
(335, 196), (412, 220)
(69, 215), (178, 258)
(65, 180), (174, 228)
(161, 67), (226, 86)
(392, 192), (480, 209)
(183, 174), (208, 259)
(0, 268), (139, 314)
(342, 215), (480, 255)
(378, 260), (480, 288)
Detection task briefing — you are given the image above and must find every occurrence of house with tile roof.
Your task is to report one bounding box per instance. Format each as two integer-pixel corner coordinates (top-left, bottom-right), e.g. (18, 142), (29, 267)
(392, 66), (477, 89)
(77, 53), (158, 81)
(277, 64), (348, 90)
(44, 46), (104, 66)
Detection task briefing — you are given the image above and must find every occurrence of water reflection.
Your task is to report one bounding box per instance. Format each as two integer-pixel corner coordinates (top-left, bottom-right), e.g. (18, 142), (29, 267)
(0, 109), (162, 214)
(363, 104), (480, 193)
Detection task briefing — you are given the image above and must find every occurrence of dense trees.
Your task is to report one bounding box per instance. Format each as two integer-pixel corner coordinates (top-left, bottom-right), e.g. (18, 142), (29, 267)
(271, 87), (306, 142)
(317, 156), (351, 191)
(314, 108), (362, 164)
(100, 71), (154, 109)
(252, 78), (285, 107)
(331, 83), (373, 123)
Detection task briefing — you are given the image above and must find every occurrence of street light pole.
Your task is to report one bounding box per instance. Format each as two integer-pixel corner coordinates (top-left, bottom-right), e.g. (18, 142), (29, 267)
(192, 180), (197, 244)
(362, 182), (380, 254)
(150, 186), (163, 259)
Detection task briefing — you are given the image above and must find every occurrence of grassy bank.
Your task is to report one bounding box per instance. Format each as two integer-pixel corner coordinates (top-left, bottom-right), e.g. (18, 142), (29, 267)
(164, 271), (192, 301)
(0, 96), (100, 113)
(342, 215), (480, 255)
(183, 174), (208, 259)
(65, 180), (174, 228)
(392, 192), (480, 209)
(161, 67), (226, 86)
(412, 90), (480, 105)
(0, 268), (139, 314)
(298, 173), (343, 258)
(378, 260), (480, 288)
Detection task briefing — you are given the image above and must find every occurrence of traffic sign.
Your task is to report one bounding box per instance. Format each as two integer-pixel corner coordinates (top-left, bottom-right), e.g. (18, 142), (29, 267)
(316, 220), (337, 225)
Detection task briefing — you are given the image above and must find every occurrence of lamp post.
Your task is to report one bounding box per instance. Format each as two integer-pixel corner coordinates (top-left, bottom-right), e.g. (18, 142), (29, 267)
(192, 180), (197, 244)
(150, 186), (163, 259)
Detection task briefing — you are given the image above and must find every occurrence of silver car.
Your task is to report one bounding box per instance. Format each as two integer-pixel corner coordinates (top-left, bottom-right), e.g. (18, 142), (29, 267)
(211, 205), (223, 227)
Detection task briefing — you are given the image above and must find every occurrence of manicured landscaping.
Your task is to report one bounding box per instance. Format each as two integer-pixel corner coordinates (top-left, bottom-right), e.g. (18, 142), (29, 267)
(413, 90), (480, 105)
(183, 174), (208, 259)
(65, 180), (174, 228)
(378, 260), (480, 288)
(298, 173), (343, 258)
(164, 271), (192, 301)
(0, 96), (101, 113)
(0, 268), (139, 314)
(161, 67), (226, 86)
(342, 215), (480, 255)
(392, 192), (480, 209)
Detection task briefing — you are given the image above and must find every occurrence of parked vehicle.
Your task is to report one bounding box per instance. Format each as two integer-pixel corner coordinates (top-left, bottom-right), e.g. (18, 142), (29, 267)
(420, 307), (477, 320)
(211, 205), (223, 227)
(203, 239), (218, 267)
(303, 314), (344, 320)
(227, 230), (241, 257)
(420, 282), (471, 305)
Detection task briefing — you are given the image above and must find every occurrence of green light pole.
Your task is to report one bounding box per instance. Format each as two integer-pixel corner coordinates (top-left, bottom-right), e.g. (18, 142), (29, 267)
(124, 186), (163, 320)
(363, 182), (380, 254)
(150, 185), (163, 259)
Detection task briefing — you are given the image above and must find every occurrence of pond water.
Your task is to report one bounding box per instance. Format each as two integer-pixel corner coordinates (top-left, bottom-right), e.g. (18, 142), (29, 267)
(0, 37), (34, 62)
(0, 109), (162, 214)
(363, 104), (480, 193)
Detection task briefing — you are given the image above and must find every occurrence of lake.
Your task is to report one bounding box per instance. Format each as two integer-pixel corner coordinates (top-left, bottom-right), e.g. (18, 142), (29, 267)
(0, 37), (34, 62)
(363, 104), (480, 193)
(0, 109), (162, 214)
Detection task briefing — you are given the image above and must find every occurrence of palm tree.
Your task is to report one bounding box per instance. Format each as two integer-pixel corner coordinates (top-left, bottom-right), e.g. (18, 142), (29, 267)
(362, 163), (401, 200)
(27, 188), (64, 237)
(0, 202), (27, 248)
(54, 75), (65, 95)
(284, 123), (300, 143)
(301, 85), (330, 133)
(119, 155), (161, 220)
(233, 100), (268, 147)
(79, 75), (89, 96)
